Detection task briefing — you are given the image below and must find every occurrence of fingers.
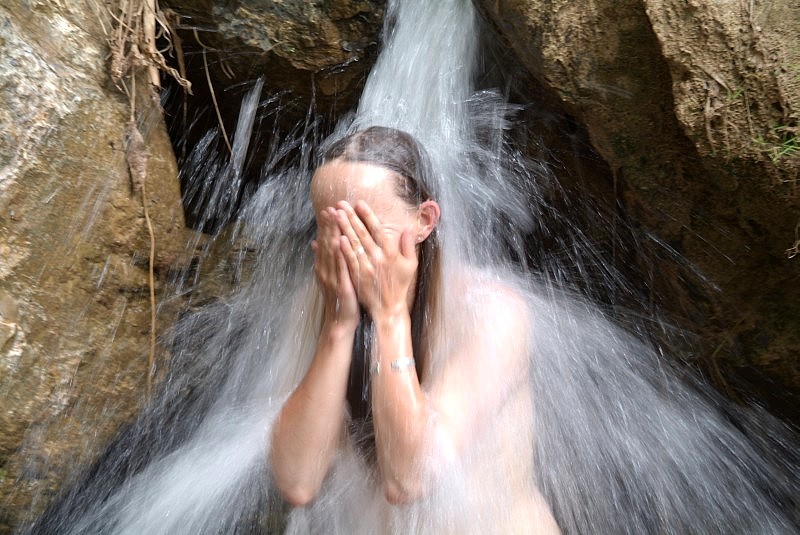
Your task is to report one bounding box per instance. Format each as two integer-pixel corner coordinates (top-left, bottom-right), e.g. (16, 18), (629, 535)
(341, 200), (385, 250)
(354, 200), (386, 249)
(339, 234), (366, 282)
(313, 209), (342, 283)
(335, 243), (355, 295)
(333, 203), (369, 256)
(316, 210), (335, 259)
(319, 207), (339, 238)
(317, 209), (341, 248)
(312, 209), (361, 326)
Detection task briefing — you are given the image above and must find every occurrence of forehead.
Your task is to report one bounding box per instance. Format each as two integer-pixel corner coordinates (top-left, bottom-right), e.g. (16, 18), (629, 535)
(310, 160), (400, 208)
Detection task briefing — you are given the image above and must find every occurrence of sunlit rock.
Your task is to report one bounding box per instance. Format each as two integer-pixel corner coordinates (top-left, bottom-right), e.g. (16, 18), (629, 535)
(0, 1), (191, 529)
(476, 0), (800, 420)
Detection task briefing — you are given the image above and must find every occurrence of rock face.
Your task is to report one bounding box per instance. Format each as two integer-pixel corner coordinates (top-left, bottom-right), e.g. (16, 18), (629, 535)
(0, 1), (387, 530)
(160, 0), (386, 130)
(646, 0), (799, 174)
(0, 1), (190, 530)
(157, 0), (387, 230)
(477, 0), (800, 418)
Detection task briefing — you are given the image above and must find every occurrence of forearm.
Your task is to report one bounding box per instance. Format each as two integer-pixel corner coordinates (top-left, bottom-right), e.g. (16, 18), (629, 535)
(370, 312), (431, 503)
(270, 322), (354, 506)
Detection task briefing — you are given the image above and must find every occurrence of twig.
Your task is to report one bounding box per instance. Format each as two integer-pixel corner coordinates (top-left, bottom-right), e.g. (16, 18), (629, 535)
(143, 0), (160, 88)
(195, 28), (232, 154)
(142, 163), (157, 396)
(106, 0), (190, 396)
(127, 75), (158, 397)
(160, 9), (190, 160)
(786, 222), (800, 259)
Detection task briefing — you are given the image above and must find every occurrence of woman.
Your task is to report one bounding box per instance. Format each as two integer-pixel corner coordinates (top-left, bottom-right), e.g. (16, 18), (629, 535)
(269, 126), (560, 533)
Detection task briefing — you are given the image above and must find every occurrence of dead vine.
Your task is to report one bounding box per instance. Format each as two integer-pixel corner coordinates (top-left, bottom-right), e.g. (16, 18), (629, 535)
(786, 222), (800, 260)
(102, 0), (192, 396)
(193, 29), (233, 154)
(125, 90), (157, 396)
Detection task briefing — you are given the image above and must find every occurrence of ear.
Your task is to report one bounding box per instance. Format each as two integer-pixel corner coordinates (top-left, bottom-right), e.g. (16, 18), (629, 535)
(415, 200), (441, 243)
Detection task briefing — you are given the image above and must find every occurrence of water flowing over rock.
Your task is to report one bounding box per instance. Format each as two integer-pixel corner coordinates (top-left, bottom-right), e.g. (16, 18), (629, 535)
(476, 0), (800, 419)
(0, 1), (190, 530)
(159, 0), (385, 128)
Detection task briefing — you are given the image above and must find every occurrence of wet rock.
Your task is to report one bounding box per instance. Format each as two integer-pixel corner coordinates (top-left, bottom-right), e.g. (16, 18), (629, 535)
(161, 0), (386, 122)
(0, 290), (18, 350)
(645, 0), (799, 180)
(477, 0), (800, 419)
(156, 0), (387, 234)
(0, 1), (194, 530)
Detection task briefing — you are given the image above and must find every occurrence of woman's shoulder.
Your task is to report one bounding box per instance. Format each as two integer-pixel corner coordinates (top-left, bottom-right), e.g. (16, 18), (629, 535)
(452, 264), (529, 299)
(425, 264), (532, 381)
(447, 265), (531, 323)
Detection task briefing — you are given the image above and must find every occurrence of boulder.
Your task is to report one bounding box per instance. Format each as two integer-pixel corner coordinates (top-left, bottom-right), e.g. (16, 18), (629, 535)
(477, 0), (800, 419)
(159, 0), (386, 126)
(0, 1), (190, 529)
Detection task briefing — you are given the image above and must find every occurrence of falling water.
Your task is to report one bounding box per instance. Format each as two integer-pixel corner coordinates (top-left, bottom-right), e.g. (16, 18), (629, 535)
(26, 0), (799, 533)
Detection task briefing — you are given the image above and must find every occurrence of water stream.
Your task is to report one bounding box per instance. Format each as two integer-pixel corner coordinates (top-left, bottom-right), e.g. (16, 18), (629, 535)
(26, 0), (799, 533)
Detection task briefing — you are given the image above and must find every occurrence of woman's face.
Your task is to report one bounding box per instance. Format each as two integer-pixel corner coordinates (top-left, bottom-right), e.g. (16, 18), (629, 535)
(311, 160), (419, 242)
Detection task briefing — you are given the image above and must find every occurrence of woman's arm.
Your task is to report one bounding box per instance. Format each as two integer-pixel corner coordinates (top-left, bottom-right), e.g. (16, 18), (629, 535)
(335, 200), (430, 502)
(369, 288), (530, 504)
(270, 322), (355, 506)
(336, 201), (530, 504)
(269, 208), (359, 506)
(370, 310), (428, 503)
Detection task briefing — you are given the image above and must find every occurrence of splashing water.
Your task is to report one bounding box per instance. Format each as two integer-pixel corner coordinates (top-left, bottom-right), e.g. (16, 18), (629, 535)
(26, 0), (799, 533)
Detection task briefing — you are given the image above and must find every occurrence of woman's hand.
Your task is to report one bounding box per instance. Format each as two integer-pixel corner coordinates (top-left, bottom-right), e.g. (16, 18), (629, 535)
(334, 200), (418, 320)
(311, 207), (359, 330)
(272, 208), (359, 505)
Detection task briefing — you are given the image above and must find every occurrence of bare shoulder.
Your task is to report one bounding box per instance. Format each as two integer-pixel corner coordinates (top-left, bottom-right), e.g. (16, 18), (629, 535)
(450, 267), (531, 327)
(438, 267), (533, 371)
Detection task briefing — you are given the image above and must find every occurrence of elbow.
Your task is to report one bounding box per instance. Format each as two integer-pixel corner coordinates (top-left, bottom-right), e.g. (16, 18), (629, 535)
(383, 476), (425, 505)
(269, 451), (320, 507)
(276, 481), (318, 508)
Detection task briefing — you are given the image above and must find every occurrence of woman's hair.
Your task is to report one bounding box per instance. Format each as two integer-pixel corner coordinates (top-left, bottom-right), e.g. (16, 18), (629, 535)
(319, 126), (442, 457)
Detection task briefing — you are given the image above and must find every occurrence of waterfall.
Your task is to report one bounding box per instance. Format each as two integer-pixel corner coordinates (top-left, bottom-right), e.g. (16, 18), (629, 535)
(26, 0), (799, 533)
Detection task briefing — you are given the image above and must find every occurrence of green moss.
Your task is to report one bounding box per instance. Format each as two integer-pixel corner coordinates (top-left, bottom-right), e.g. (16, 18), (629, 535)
(611, 134), (633, 156)
(753, 126), (799, 164)
(726, 86), (744, 103)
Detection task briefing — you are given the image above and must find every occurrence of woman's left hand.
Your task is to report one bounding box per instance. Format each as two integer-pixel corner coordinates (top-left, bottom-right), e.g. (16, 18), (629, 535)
(334, 200), (417, 319)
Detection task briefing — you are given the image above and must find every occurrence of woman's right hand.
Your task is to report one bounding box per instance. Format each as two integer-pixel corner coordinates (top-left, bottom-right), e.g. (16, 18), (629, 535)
(312, 207), (360, 330)
(273, 207), (359, 506)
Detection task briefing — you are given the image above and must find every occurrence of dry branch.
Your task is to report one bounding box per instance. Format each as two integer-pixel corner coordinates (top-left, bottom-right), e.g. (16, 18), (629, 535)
(104, 0), (191, 396)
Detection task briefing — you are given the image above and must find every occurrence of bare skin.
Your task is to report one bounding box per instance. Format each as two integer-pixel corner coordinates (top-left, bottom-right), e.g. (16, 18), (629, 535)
(270, 160), (438, 504)
(270, 160), (560, 533)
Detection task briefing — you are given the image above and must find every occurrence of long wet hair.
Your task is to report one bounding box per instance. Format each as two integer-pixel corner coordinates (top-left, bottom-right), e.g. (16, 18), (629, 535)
(317, 126), (442, 458)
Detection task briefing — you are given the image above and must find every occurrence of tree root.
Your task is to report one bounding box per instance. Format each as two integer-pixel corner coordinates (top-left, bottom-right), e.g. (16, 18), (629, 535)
(104, 0), (191, 396)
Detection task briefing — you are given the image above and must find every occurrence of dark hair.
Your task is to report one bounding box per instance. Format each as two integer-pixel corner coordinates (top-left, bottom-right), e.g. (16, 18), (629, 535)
(319, 126), (441, 459)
